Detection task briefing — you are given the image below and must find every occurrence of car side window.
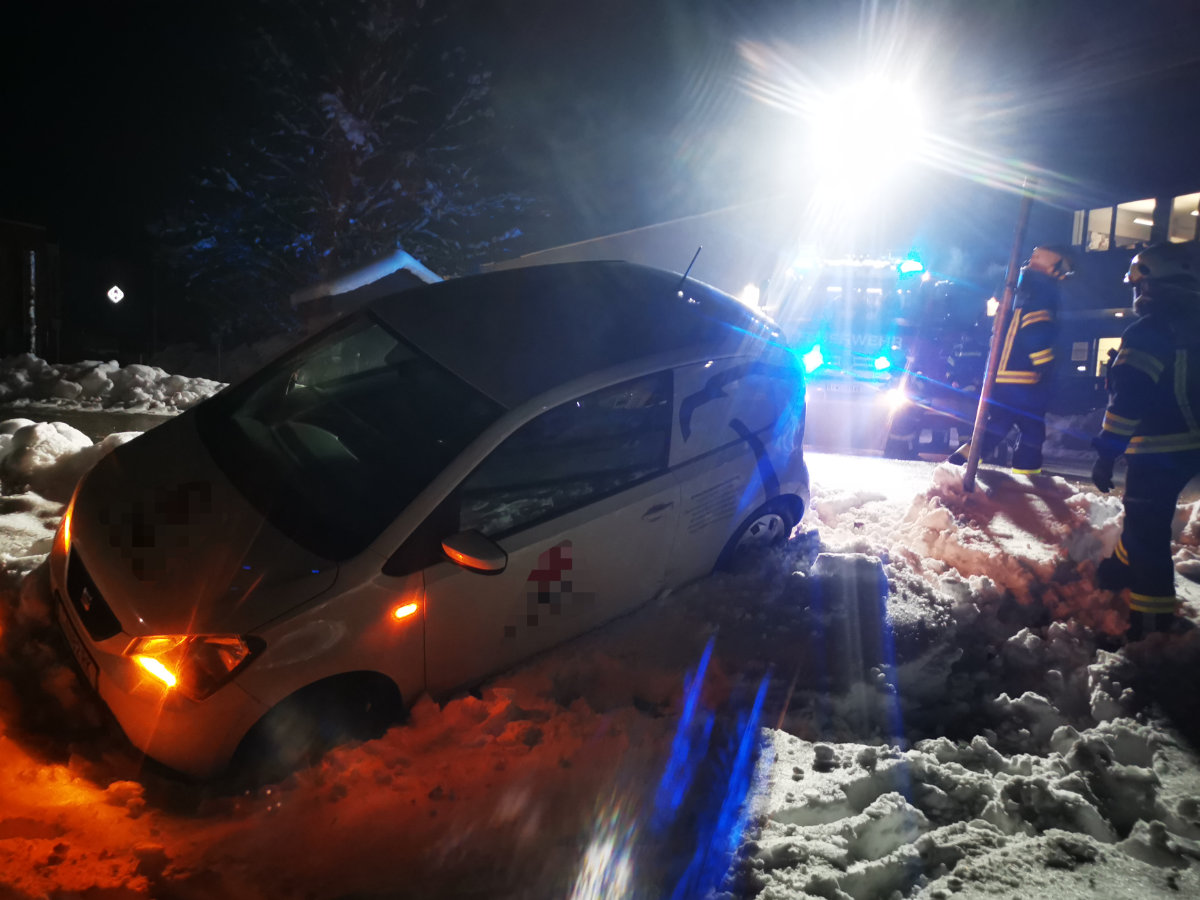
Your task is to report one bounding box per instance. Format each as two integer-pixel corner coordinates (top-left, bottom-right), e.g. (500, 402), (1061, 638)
(459, 371), (673, 538)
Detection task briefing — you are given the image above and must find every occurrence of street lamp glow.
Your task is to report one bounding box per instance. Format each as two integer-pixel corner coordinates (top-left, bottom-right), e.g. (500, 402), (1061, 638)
(810, 78), (926, 186)
(107, 285), (124, 304)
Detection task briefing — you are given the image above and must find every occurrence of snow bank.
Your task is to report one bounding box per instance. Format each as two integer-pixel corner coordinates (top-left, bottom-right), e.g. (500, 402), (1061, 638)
(741, 719), (1200, 899)
(0, 354), (224, 412)
(0, 419), (140, 503)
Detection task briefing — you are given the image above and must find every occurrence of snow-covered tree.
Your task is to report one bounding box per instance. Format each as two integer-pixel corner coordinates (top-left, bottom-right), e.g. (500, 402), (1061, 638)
(157, 0), (528, 340)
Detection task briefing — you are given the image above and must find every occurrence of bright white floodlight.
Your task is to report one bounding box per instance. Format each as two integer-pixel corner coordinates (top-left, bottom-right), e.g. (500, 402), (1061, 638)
(810, 78), (925, 185)
(107, 285), (125, 304)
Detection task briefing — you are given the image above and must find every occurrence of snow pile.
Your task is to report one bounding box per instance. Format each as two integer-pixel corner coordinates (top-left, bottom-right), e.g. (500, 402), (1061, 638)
(0, 419), (139, 503)
(0, 354), (224, 412)
(730, 454), (1200, 898)
(0, 434), (1199, 896)
(742, 719), (1200, 899)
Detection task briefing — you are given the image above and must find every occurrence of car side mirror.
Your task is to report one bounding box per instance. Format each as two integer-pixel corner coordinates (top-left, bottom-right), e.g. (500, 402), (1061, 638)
(441, 530), (508, 574)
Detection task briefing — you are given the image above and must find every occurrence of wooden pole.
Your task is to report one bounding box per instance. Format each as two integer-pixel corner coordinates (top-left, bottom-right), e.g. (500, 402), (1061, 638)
(963, 178), (1037, 492)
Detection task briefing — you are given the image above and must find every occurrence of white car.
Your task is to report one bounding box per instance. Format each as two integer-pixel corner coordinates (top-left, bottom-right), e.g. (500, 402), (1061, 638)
(49, 261), (809, 777)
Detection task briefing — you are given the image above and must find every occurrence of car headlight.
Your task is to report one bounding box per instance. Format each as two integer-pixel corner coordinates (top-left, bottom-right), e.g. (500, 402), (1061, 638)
(883, 387), (909, 412)
(125, 634), (262, 701)
(53, 491), (77, 562)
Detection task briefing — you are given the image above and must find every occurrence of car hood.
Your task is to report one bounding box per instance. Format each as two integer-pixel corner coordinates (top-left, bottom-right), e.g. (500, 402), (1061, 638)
(70, 413), (338, 636)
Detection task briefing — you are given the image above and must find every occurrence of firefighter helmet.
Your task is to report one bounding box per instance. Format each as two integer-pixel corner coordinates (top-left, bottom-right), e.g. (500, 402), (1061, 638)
(1126, 242), (1200, 316)
(1125, 242), (1200, 291)
(1027, 245), (1074, 280)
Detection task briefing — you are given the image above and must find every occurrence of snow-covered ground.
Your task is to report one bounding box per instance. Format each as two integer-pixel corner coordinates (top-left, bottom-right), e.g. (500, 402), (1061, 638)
(1, 356), (1199, 899)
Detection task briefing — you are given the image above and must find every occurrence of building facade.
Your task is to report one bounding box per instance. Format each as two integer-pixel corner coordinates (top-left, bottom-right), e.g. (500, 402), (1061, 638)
(1059, 187), (1200, 405)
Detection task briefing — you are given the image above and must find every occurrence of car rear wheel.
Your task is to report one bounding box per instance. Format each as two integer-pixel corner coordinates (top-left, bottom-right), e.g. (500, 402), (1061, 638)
(713, 498), (800, 573)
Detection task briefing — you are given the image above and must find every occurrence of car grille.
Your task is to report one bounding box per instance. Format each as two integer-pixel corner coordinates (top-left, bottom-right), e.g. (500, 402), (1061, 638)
(66, 551), (122, 641)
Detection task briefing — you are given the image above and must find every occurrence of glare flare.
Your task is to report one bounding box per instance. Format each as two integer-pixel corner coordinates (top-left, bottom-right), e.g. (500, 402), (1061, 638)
(136, 656), (177, 688)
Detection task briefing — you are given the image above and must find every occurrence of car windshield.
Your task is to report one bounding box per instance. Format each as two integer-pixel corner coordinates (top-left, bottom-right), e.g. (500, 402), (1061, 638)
(195, 313), (505, 560)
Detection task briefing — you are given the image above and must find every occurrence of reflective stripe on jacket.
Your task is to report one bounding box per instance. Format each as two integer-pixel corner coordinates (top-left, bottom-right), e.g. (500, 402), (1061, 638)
(1095, 314), (1200, 457)
(995, 270), (1059, 386)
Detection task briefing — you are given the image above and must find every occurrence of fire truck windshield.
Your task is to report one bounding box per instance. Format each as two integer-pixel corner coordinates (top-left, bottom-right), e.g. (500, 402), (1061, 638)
(777, 257), (931, 383)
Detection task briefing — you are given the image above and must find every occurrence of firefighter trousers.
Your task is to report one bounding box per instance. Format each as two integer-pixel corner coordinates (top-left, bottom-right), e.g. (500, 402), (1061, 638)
(977, 382), (1050, 471)
(1104, 449), (1200, 615)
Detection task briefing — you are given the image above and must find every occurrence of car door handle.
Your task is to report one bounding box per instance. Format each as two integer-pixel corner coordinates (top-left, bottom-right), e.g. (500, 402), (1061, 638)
(641, 501), (674, 521)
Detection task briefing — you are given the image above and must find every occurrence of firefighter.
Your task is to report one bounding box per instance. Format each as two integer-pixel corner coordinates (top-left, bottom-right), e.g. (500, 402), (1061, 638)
(946, 332), (987, 393)
(948, 245), (1073, 473)
(883, 331), (949, 459)
(1092, 241), (1200, 639)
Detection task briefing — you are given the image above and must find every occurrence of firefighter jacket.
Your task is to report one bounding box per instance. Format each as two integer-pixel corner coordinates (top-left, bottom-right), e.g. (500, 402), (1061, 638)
(1095, 311), (1200, 457)
(995, 268), (1060, 386)
(946, 336), (987, 390)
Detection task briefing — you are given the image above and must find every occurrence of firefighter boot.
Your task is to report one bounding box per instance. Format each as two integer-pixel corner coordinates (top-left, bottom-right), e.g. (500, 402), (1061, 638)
(947, 442), (970, 466)
(1010, 444), (1043, 476)
(1096, 554), (1131, 591)
(1127, 611), (1195, 641)
(1127, 612), (1154, 641)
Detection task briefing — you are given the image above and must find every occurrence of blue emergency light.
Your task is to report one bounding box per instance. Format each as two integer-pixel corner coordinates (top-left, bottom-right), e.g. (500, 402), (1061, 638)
(802, 345), (824, 373)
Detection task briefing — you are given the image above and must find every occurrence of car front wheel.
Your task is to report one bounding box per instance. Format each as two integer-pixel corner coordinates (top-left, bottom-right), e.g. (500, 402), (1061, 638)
(229, 674), (404, 786)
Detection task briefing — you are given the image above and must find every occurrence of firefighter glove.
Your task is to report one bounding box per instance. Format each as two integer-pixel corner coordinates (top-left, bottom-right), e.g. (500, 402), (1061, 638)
(1091, 455), (1115, 493)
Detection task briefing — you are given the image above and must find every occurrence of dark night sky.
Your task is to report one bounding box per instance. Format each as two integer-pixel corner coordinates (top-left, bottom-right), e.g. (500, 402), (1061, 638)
(1, 2), (254, 249)
(3, 0), (1200, 306)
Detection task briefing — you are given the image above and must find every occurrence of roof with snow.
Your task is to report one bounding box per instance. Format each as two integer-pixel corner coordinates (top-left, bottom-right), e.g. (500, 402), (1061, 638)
(289, 249), (441, 309)
(369, 260), (783, 409)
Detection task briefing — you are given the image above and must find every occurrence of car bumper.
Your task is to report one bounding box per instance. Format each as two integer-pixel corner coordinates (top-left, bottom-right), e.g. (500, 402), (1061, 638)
(50, 565), (268, 778)
(803, 380), (896, 453)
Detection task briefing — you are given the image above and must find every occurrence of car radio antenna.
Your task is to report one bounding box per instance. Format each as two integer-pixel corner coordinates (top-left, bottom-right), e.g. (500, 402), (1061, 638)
(677, 246), (702, 293)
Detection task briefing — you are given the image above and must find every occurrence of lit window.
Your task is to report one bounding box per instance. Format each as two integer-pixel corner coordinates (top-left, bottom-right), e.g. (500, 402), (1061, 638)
(1114, 199), (1155, 249)
(1170, 193), (1200, 242)
(1086, 206), (1112, 251)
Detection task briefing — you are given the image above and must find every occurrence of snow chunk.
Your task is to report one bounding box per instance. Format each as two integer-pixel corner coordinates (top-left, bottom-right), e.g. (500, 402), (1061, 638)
(0, 354), (223, 411)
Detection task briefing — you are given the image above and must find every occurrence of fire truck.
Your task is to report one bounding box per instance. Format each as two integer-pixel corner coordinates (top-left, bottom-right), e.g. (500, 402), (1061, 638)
(765, 255), (990, 456)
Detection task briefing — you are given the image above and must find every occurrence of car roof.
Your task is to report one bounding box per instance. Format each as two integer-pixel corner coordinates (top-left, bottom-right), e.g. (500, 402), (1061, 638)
(369, 260), (782, 409)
